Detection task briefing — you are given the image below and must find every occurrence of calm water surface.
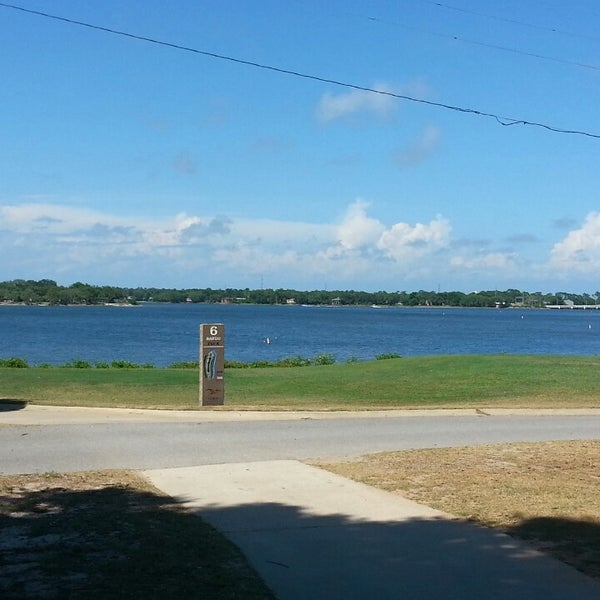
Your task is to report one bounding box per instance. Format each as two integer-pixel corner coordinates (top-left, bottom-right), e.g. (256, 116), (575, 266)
(1, 303), (599, 366)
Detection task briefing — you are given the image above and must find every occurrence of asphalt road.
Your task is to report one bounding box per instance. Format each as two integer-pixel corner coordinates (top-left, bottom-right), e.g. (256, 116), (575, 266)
(2, 411), (599, 475)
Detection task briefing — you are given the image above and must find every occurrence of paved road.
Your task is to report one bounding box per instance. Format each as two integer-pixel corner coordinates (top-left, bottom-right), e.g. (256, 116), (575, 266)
(2, 406), (599, 474)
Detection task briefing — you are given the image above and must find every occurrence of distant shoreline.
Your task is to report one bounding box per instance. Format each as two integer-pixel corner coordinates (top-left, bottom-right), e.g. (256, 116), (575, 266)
(2, 300), (600, 311)
(0, 301), (138, 308)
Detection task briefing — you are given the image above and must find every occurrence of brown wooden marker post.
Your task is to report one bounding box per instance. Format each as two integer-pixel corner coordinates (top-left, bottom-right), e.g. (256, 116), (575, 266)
(199, 323), (225, 406)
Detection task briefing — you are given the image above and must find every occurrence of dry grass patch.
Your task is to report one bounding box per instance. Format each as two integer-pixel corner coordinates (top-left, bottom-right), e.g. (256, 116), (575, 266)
(315, 440), (600, 579)
(0, 470), (274, 599)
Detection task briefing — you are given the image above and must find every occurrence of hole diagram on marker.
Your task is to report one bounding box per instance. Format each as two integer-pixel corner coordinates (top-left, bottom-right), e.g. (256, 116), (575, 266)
(203, 349), (217, 379)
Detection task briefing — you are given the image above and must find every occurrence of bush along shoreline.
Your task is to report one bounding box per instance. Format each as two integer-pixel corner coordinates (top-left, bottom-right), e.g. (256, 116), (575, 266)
(0, 353), (401, 370)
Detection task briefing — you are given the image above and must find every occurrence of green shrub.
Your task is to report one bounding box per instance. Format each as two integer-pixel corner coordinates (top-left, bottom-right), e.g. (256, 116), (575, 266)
(224, 360), (250, 369)
(168, 361), (199, 369)
(375, 352), (401, 360)
(94, 361), (110, 369)
(314, 353), (336, 365)
(0, 357), (28, 368)
(278, 356), (312, 367)
(346, 356), (360, 364)
(248, 360), (273, 368)
(111, 360), (139, 369)
(63, 359), (92, 369)
(224, 355), (338, 369)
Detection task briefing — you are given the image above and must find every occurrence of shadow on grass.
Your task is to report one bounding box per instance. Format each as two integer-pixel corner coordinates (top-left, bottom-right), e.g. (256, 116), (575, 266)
(0, 479), (275, 600)
(507, 516), (600, 580)
(0, 400), (28, 412)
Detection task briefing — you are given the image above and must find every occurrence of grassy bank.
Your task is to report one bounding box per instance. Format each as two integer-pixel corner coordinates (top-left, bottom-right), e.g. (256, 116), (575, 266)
(1, 354), (599, 410)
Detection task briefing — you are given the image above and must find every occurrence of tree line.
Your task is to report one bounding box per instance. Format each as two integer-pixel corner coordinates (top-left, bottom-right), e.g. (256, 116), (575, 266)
(1, 279), (598, 308)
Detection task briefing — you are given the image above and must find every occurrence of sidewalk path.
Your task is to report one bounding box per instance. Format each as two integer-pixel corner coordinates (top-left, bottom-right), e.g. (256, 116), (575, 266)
(3, 403), (600, 425)
(144, 460), (600, 600)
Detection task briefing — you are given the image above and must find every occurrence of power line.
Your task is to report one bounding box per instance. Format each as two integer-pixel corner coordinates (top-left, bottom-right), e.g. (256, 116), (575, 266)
(416, 0), (600, 43)
(314, 2), (600, 73)
(1, 1), (599, 140)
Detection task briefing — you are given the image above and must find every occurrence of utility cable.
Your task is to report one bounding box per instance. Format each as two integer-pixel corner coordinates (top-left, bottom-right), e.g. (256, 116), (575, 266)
(1, 2), (599, 139)
(416, 0), (600, 43)
(291, 0), (600, 72)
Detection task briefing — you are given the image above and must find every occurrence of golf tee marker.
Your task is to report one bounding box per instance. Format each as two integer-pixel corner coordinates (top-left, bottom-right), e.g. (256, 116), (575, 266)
(199, 323), (225, 406)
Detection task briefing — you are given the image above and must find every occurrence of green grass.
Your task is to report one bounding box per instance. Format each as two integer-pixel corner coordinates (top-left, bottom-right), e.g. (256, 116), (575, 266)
(0, 368), (197, 409)
(1, 355), (600, 410)
(226, 354), (600, 409)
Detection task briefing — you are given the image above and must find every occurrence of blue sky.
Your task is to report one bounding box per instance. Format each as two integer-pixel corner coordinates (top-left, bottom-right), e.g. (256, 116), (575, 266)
(2, 1), (600, 293)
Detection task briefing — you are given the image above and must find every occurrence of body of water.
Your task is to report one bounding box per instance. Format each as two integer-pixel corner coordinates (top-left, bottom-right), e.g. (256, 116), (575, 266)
(1, 303), (599, 366)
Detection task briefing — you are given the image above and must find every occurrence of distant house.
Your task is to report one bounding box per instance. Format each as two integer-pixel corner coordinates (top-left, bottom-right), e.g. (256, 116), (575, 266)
(331, 297), (341, 306)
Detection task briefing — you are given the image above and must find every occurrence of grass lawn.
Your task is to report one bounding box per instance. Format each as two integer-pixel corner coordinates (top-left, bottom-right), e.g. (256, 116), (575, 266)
(1, 354), (600, 410)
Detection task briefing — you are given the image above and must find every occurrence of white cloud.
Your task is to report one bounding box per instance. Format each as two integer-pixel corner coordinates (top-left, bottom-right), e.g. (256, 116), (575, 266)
(316, 79), (431, 124)
(322, 201), (451, 269)
(335, 200), (385, 251)
(3, 199), (548, 290)
(0, 203), (104, 234)
(0, 202), (339, 284)
(550, 212), (600, 272)
(0, 203), (205, 255)
(378, 216), (451, 262)
(0, 201), (406, 286)
(316, 81), (399, 123)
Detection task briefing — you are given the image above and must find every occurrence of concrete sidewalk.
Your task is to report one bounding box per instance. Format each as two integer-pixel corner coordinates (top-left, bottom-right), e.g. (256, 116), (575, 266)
(143, 460), (600, 600)
(3, 403), (600, 425)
